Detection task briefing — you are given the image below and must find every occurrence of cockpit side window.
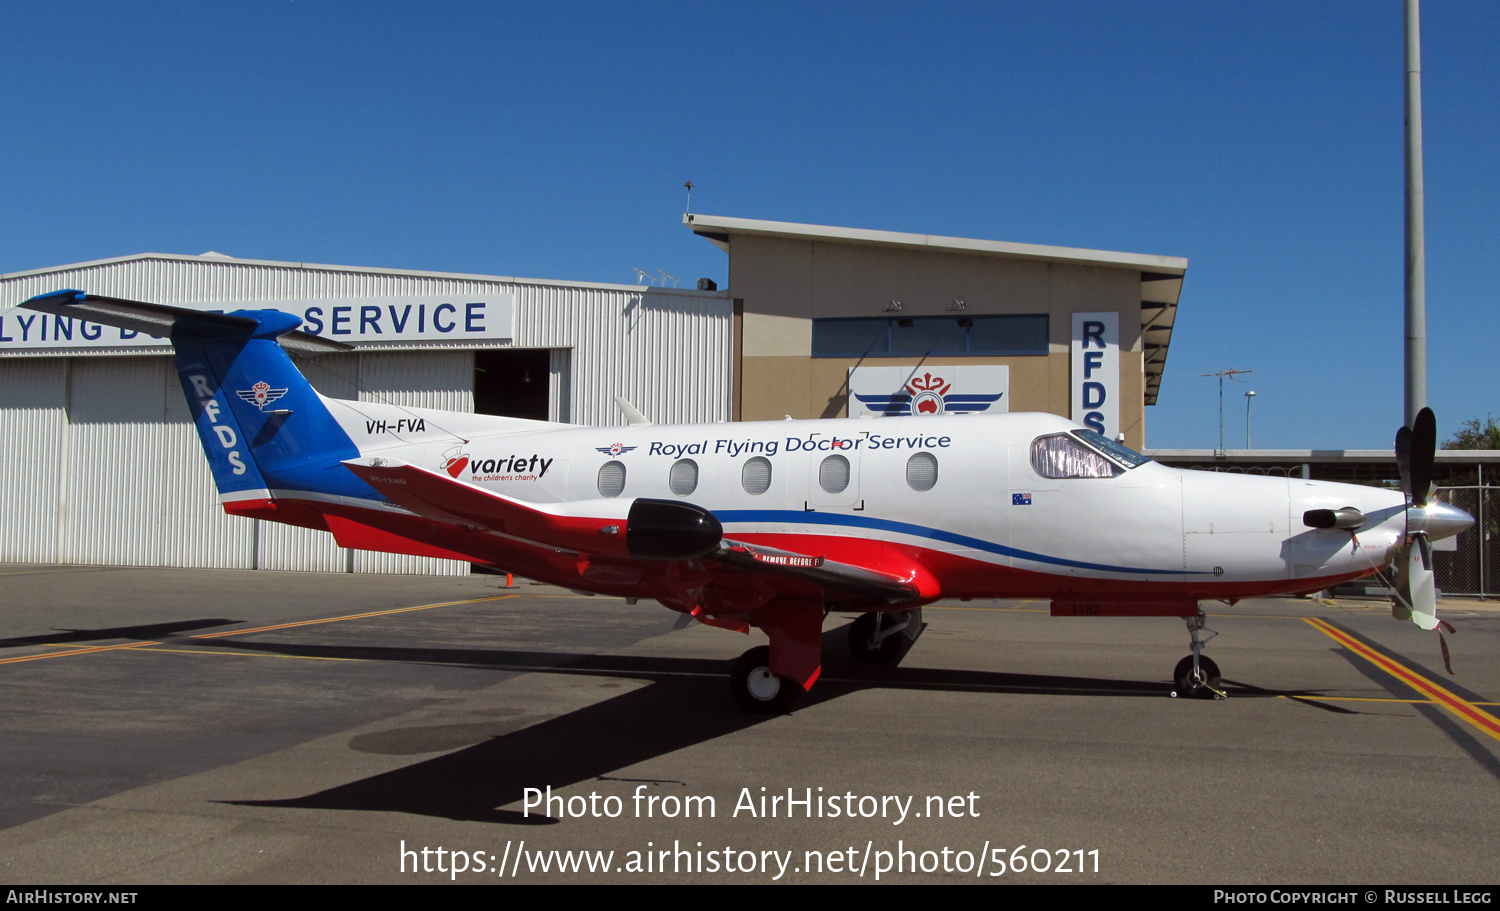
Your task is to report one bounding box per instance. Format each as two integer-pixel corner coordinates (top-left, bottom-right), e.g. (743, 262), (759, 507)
(1030, 433), (1122, 479)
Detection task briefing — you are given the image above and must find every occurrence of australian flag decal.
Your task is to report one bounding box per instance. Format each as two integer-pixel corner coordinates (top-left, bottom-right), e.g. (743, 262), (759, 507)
(1012, 493), (1032, 506)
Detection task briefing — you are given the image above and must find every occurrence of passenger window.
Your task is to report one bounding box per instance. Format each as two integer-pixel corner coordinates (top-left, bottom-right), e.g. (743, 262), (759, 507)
(669, 459), (698, 496)
(819, 455), (851, 493)
(597, 460), (627, 497)
(906, 452), (938, 491)
(1030, 434), (1120, 479)
(741, 456), (772, 495)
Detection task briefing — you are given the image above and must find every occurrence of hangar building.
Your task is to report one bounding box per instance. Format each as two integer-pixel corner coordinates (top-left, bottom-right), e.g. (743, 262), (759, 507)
(0, 218), (1186, 574)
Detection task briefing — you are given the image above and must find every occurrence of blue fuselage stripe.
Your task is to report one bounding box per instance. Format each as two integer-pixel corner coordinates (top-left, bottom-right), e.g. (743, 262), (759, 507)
(711, 509), (1205, 576)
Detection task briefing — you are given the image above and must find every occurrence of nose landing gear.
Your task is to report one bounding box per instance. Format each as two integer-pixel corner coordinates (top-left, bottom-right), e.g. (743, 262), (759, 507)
(1171, 611), (1225, 699)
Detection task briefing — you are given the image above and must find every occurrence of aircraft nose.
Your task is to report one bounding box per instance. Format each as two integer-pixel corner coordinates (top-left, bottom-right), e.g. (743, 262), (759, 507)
(1408, 500), (1475, 541)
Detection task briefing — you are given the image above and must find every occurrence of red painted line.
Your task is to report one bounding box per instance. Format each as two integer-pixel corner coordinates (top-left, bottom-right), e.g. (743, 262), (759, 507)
(1305, 617), (1500, 742)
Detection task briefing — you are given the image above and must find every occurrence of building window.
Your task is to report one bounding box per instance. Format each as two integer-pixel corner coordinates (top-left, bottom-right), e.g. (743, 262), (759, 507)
(906, 452), (939, 491)
(598, 460), (627, 497)
(669, 459), (699, 496)
(811, 315), (1048, 358)
(741, 456), (772, 495)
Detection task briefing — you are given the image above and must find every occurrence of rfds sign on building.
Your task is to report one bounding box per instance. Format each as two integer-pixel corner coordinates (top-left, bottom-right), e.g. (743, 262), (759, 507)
(1070, 312), (1118, 438)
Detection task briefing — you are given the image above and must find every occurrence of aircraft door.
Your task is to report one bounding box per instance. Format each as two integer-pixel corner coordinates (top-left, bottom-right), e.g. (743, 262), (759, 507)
(790, 432), (862, 510)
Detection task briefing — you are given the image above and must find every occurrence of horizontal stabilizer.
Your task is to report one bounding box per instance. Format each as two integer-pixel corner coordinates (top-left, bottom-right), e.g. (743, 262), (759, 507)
(323, 513), (493, 563)
(20, 290), (352, 354)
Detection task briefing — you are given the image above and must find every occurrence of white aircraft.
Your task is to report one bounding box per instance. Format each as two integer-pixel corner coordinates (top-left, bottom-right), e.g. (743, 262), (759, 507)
(20, 291), (1475, 711)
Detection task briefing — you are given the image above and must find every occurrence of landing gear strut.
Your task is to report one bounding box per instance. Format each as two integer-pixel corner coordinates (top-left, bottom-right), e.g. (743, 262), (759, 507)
(730, 646), (800, 714)
(847, 612), (912, 664)
(1172, 611), (1224, 700)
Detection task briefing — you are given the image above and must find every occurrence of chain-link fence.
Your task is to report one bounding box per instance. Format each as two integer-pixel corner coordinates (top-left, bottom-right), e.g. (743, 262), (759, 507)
(1433, 486), (1498, 598)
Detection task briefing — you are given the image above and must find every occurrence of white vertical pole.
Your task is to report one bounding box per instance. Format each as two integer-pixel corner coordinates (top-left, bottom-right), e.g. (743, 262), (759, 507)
(1405, 0), (1428, 427)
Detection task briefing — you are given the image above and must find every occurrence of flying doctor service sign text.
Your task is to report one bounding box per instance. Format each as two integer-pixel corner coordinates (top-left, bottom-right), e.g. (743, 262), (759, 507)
(0, 294), (515, 353)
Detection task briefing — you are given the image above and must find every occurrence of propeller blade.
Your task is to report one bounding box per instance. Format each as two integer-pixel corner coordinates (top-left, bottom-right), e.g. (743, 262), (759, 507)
(1393, 534), (1439, 630)
(1410, 407), (1437, 508)
(1395, 426), (1414, 499)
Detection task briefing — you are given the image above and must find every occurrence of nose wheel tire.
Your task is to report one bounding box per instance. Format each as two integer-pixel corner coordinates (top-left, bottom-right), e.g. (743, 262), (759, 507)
(1173, 655), (1222, 699)
(730, 646), (800, 714)
(848, 612), (905, 664)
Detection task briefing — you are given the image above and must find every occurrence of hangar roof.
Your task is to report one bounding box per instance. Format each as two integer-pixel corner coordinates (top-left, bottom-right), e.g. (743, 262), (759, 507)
(685, 214), (1186, 406)
(0, 250), (724, 296)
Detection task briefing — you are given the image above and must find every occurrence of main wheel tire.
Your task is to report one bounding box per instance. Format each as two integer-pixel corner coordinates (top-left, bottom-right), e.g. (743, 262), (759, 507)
(730, 646), (799, 713)
(848, 613), (905, 664)
(1173, 655), (1222, 699)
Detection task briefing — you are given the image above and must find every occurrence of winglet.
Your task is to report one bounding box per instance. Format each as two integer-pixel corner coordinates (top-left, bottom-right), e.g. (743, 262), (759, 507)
(615, 396), (651, 426)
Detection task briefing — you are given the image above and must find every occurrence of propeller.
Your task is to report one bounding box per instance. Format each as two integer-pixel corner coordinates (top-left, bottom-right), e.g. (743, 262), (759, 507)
(1392, 407), (1439, 630)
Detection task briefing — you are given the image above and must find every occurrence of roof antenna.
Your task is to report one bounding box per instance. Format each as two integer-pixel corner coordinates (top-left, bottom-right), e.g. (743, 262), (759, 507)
(1202, 368), (1253, 456)
(684, 180), (694, 215)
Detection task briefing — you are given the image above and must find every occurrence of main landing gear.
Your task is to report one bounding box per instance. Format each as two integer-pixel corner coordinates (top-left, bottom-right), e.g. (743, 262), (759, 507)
(847, 612), (910, 663)
(730, 646), (799, 714)
(1171, 611), (1225, 700)
(847, 609), (921, 664)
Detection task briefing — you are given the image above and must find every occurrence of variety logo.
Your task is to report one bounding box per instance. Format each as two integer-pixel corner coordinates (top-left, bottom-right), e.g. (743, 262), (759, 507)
(596, 443), (637, 456)
(236, 380), (289, 411)
(440, 447), (470, 478)
(439, 447), (555, 480)
(852, 371), (1004, 416)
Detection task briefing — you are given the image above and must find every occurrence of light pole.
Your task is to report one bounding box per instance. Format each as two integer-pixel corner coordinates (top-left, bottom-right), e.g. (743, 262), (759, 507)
(1245, 390), (1256, 449)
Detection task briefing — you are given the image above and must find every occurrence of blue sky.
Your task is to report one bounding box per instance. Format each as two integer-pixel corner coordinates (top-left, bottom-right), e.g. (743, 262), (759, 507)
(2, 1), (1495, 450)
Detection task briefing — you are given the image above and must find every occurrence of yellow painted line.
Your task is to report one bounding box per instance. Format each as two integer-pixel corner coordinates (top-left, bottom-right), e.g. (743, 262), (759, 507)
(1280, 695), (1434, 705)
(0, 640), (160, 665)
(1304, 617), (1500, 742)
(2, 593), (519, 665)
(133, 646), (367, 663)
(190, 593), (520, 639)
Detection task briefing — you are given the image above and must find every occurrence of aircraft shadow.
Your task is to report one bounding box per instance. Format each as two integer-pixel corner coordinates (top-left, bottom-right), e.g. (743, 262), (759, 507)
(211, 628), (1308, 824)
(0, 618), (241, 650)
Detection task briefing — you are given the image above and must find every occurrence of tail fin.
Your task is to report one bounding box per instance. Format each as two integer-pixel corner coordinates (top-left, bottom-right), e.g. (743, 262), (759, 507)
(21, 291), (372, 511)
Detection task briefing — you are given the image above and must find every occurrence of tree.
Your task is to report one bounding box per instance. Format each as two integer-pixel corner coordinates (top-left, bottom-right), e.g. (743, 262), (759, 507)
(1442, 416), (1500, 451)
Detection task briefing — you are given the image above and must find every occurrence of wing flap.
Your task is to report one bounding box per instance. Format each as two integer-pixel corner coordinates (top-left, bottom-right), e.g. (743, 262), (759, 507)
(715, 539), (933, 605)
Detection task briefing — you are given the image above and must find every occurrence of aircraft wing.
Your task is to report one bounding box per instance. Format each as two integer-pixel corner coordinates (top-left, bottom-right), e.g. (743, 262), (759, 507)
(342, 457), (720, 562)
(344, 457), (928, 605)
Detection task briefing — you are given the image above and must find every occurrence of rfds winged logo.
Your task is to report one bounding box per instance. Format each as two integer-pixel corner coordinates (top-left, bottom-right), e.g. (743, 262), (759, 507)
(595, 443), (637, 456)
(852, 371), (1004, 416)
(236, 380), (289, 411)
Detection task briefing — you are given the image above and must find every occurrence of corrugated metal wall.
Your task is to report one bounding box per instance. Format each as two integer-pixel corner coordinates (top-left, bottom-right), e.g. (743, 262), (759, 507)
(0, 360), (67, 563)
(0, 255), (731, 573)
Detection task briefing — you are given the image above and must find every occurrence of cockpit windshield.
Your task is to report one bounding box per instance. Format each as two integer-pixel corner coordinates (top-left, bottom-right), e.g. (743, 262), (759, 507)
(1072, 429), (1152, 469)
(1029, 430), (1152, 479)
(1031, 434), (1121, 479)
